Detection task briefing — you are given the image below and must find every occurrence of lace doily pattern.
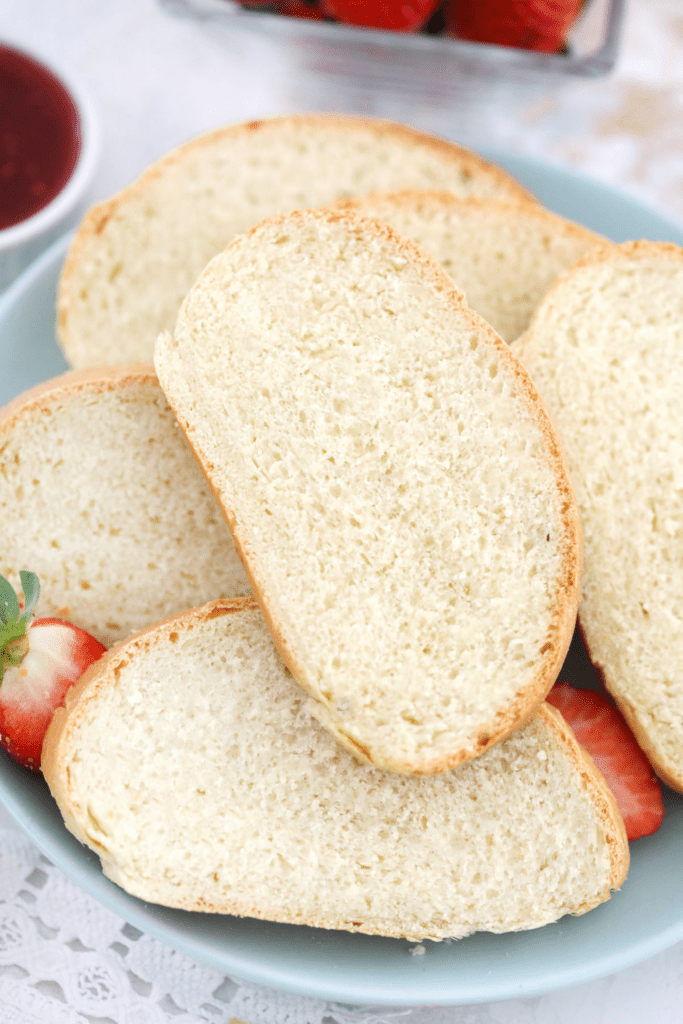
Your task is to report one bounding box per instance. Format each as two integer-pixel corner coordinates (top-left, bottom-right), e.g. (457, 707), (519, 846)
(2, 826), (683, 1024)
(0, 828), (412, 1024)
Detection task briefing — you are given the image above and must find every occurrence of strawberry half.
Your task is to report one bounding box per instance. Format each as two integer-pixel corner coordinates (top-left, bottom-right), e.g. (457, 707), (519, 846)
(547, 682), (665, 842)
(0, 571), (106, 772)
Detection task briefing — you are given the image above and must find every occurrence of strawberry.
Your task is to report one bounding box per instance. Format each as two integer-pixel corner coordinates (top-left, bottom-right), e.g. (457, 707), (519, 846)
(547, 682), (665, 842)
(280, 0), (327, 19)
(321, 0), (441, 33)
(445, 0), (583, 53)
(0, 571), (106, 772)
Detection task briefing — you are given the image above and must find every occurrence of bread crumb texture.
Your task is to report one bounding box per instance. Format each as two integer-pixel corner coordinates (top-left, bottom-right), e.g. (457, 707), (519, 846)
(156, 211), (579, 773)
(515, 242), (683, 790)
(0, 374), (251, 645)
(59, 116), (531, 368)
(51, 604), (619, 940)
(332, 192), (603, 342)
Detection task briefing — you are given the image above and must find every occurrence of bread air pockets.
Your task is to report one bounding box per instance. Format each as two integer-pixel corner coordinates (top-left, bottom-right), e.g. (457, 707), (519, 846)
(513, 241), (683, 794)
(155, 208), (582, 775)
(43, 599), (628, 941)
(0, 366), (252, 646)
(57, 114), (535, 369)
(328, 191), (605, 344)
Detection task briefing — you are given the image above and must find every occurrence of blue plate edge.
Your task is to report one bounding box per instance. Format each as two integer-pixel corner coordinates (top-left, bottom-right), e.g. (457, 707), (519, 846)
(0, 150), (682, 1006)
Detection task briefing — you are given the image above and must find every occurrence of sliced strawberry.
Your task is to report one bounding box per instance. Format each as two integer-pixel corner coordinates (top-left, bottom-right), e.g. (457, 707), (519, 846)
(444, 0), (583, 53)
(321, 0), (441, 32)
(547, 682), (665, 841)
(0, 572), (105, 772)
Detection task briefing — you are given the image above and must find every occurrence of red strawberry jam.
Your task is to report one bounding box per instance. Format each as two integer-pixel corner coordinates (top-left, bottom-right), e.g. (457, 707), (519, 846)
(0, 44), (81, 230)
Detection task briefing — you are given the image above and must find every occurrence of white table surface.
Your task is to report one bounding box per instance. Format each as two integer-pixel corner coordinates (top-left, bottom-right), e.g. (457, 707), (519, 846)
(1, 1), (683, 1021)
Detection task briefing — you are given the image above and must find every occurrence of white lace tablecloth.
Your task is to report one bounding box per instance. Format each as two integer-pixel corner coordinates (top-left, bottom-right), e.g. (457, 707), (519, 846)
(1, 0), (683, 1021)
(1, 806), (683, 1023)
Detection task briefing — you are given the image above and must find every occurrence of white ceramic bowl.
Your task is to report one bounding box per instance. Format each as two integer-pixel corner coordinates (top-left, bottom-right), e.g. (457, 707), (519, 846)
(0, 40), (100, 292)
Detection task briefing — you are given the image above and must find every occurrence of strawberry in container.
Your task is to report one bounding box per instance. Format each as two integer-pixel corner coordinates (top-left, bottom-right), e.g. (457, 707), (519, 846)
(444, 0), (585, 51)
(0, 571), (106, 772)
(320, 0), (441, 31)
(237, 0), (588, 51)
(240, 0), (442, 30)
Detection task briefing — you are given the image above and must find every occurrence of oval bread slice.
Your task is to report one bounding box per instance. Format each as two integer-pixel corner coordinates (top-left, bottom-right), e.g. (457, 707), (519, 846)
(0, 367), (251, 645)
(330, 191), (605, 343)
(57, 114), (535, 369)
(43, 598), (628, 941)
(513, 241), (683, 793)
(155, 208), (582, 774)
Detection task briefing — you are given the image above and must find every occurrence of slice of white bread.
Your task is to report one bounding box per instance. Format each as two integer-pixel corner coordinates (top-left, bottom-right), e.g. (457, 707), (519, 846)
(0, 367), (251, 646)
(155, 208), (582, 775)
(329, 191), (605, 343)
(57, 114), (535, 369)
(513, 241), (683, 793)
(42, 598), (628, 940)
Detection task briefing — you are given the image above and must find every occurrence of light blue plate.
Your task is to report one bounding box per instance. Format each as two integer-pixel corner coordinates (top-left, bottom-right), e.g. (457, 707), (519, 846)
(1, 151), (682, 1006)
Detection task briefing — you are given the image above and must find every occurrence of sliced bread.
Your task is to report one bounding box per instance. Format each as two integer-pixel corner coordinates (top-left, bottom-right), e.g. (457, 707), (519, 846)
(513, 241), (683, 793)
(0, 367), (251, 646)
(42, 598), (628, 940)
(329, 191), (605, 343)
(155, 208), (582, 775)
(57, 114), (535, 368)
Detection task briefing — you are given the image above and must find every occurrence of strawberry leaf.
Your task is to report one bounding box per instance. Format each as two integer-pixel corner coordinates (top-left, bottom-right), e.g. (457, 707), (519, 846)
(19, 571), (40, 624)
(0, 616), (29, 682)
(0, 574), (20, 628)
(0, 572), (41, 685)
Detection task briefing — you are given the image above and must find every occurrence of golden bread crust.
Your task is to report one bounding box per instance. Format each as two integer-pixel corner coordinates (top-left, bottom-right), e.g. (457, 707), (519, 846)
(43, 599), (628, 932)
(160, 206), (583, 775)
(514, 240), (683, 794)
(0, 364), (158, 432)
(57, 114), (535, 360)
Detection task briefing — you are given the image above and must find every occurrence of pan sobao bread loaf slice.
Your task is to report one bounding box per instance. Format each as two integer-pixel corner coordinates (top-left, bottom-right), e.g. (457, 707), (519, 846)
(57, 114), (535, 369)
(43, 599), (628, 939)
(155, 208), (582, 775)
(330, 191), (605, 343)
(0, 367), (251, 646)
(513, 241), (683, 793)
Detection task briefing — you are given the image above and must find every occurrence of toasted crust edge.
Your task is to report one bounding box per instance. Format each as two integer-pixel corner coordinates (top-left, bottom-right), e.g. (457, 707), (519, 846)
(516, 239), (683, 347)
(157, 206), (583, 775)
(513, 240), (683, 793)
(0, 364), (159, 437)
(539, 702), (629, 898)
(42, 597), (261, 858)
(42, 600), (628, 932)
(329, 189), (606, 247)
(577, 618), (683, 794)
(56, 114), (535, 356)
